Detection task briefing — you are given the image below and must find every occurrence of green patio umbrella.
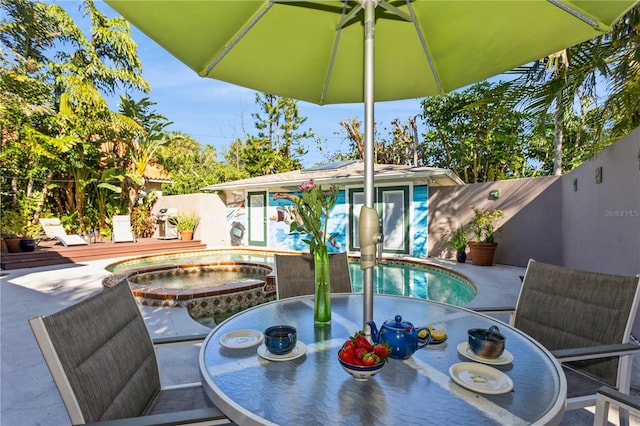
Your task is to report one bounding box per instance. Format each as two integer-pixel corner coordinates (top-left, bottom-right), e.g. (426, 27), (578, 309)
(106, 0), (637, 329)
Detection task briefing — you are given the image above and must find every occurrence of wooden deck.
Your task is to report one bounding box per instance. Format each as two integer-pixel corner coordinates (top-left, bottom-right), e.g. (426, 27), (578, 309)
(1, 238), (206, 270)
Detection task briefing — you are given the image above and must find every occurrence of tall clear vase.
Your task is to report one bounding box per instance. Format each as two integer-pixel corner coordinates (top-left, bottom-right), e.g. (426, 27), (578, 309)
(314, 244), (331, 326)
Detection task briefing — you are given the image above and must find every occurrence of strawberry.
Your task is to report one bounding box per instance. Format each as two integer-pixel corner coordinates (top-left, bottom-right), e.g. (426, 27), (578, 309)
(340, 340), (355, 353)
(338, 346), (356, 364)
(339, 340), (356, 364)
(352, 333), (373, 351)
(360, 352), (380, 366)
(372, 342), (390, 361)
(354, 347), (368, 360)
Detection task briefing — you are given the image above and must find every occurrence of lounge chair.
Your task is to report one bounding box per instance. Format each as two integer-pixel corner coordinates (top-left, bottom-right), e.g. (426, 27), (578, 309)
(112, 214), (136, 243)
(274, 252), (352, 299)
(38, 218), (88, 247)
(477, 260), (640, 426)
(28, 278), (231, 425)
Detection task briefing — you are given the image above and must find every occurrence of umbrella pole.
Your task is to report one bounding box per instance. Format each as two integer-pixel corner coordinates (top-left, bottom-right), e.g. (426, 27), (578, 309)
(362, 0), (376, 333)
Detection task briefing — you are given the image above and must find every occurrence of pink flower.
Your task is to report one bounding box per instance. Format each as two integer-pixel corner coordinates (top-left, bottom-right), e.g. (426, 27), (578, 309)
(299, 179), (315, 192)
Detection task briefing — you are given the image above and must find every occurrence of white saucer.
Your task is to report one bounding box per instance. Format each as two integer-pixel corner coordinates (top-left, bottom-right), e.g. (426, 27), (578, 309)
(457, 342), (513, 365)
(257, 341), (307, 361)
(219, 329), (263, 349)
(449, 362), (514, 394)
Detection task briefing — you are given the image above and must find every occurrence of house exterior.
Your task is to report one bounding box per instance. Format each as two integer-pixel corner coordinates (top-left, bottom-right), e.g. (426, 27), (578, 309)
(202, 161), (463, 257)
(143, 162), (172, 196)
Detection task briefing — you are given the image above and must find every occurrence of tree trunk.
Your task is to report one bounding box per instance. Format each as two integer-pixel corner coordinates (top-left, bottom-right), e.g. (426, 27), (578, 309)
(410, 116), (418, 167)
(340, 118), (364, 159)
(32, 170), (53, 224)
(553, 93), (564, 176)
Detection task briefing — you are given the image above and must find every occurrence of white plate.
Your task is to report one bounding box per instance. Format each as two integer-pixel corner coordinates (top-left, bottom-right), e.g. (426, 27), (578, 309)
(449, 362), (514, 394)
(257, 341), (307, 361)
(219, 330), (263, 349)
(457, 342), (514, 365)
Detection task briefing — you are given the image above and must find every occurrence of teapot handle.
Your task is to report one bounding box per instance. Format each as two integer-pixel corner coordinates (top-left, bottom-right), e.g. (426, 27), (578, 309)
(416, 327), (431, 349)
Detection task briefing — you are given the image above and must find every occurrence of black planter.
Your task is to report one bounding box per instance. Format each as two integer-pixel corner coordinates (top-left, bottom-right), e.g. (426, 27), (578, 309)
(456, 251), (467, 263)
(19, 238), (36, 252)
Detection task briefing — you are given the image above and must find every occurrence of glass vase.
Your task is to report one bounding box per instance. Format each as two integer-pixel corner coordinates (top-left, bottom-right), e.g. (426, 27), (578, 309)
(313, 244), (331, 326)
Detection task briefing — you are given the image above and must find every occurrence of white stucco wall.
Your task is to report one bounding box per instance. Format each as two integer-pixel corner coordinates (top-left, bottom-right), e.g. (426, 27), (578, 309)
(151, 193), (228, 247)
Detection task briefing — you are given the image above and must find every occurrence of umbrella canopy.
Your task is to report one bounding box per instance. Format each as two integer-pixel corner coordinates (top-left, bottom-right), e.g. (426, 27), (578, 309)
(106, 0), (637, 330)
(107, 0), (634, 105)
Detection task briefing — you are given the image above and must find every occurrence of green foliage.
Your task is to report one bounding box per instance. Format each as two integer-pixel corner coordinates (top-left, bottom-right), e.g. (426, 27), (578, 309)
(156, 133), (246, 194)
(421, 81), (529, 183)
(130, 206), (155, 238)
(443, 226), (468, 252)
(0, 210), (26, 238)
(1, 0), (150, 233)
(503, 4), (640, 174)
(468, 206), (505, 243)
(235, 93), (317, 176)
(0, 196), (44, 238)
(289, 179), (339, 254)
(170, 212), (199, 232)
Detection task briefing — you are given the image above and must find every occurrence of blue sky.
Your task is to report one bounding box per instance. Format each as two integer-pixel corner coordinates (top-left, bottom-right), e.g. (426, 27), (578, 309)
(57, 1), (426, 167)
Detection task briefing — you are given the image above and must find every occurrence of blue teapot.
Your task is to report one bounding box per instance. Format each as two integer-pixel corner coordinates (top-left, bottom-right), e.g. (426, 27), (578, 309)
(367, 315), (430, 359)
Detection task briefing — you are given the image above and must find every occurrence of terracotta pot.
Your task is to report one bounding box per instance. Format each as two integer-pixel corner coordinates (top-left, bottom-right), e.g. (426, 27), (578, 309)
(5, 238), (22, 253)
(468, 242), (497, 266)
(179, 230), (194, 241)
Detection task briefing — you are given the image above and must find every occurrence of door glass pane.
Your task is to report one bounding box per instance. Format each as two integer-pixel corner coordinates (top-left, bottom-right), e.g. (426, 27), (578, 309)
(248, 192), (266, 245)
(381, 190), (405, 251)
(350, 190), (364, 250)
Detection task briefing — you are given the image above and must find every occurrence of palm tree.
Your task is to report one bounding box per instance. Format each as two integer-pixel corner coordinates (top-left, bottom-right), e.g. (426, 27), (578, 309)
(504, 4), (640, 174)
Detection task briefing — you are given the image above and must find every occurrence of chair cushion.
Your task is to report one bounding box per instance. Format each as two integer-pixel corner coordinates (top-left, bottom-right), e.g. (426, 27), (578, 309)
(274, 252), (352, 299)
(514, 260), (639, 386)
(42, 281), (161, 422)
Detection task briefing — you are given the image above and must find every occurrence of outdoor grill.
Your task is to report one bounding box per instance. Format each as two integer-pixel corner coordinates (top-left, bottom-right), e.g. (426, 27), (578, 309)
(155, 208), (178, 240)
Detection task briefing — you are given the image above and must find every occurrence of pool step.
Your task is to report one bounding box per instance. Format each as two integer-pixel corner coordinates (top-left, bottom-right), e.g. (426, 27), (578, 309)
(0, 238), (207, 270)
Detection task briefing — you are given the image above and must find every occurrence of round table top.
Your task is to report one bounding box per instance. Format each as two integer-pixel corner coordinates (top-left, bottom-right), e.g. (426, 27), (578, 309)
(200, 294), (566, 425)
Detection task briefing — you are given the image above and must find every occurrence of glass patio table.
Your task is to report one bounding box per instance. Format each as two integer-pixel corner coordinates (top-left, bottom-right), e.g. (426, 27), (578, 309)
(199, 294), (566, 425)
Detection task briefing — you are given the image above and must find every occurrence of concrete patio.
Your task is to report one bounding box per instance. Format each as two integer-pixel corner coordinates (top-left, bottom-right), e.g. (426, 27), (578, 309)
(1, 256), (638, 425)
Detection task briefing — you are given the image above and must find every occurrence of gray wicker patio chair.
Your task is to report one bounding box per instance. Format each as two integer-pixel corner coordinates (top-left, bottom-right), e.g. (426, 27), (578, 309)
(593, 386), (640, 426)
(274, 252), (352, 299)
(498, 260), (640, 426)
(29, 278), (231, 425)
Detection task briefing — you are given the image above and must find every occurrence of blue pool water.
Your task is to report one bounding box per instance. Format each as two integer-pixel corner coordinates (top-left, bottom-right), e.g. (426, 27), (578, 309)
(106, 249), (476, 306)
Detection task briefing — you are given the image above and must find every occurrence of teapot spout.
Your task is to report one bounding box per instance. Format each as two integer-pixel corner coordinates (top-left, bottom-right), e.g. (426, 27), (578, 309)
(366, 321), (379, 343)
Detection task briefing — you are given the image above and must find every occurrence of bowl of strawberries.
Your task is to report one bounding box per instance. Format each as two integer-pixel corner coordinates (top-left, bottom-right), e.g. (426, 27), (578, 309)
(337, 331), (390, 381)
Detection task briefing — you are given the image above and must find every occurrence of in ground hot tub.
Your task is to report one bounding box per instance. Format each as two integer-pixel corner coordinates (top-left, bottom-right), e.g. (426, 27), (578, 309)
(102, 261), (275, 324)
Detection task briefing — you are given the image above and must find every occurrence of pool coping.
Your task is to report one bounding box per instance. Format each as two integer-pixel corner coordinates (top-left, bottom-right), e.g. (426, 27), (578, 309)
(102, 249), (476, 310)
(119, 261), (273, 299)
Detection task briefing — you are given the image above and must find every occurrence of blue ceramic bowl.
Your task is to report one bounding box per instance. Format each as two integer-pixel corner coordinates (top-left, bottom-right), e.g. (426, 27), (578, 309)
(338, 355), (385, 381)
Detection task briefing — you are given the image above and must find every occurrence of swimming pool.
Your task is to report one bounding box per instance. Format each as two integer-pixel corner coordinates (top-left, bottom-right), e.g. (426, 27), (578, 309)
(105, 248), (476, 312)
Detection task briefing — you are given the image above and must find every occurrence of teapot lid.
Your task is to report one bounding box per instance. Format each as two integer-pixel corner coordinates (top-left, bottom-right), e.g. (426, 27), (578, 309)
(384, 315), (413, 331)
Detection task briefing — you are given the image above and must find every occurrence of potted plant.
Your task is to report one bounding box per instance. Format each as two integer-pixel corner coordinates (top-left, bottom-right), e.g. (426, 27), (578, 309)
(443, 226), (468, 263)
(171, 212), (199, 241)
(1, 211), (24, 253)
(467, 206), (504, 266)
(19, 222), (44, 252)
(0, 210), (41, 253)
